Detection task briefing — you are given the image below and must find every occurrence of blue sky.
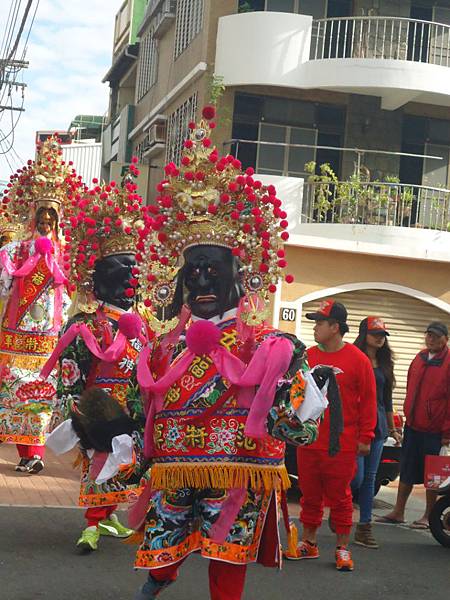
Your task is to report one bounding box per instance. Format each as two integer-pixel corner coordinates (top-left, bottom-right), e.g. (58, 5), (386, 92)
(0, 0), (123, 181)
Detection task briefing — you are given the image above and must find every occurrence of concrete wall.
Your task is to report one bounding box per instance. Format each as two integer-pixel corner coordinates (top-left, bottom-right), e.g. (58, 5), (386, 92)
(281, 245), (450, 309)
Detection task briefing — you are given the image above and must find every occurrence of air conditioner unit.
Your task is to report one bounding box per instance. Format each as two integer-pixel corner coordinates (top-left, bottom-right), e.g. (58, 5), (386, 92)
(153, 0), (176, 39)
(148, 122), (166, 147)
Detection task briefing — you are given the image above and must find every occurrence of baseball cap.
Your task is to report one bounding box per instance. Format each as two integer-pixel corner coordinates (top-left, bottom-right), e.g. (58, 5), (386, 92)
(425, 321), (448, 337)
(306, 299), (349, 333)
(366, 316), (390, 336)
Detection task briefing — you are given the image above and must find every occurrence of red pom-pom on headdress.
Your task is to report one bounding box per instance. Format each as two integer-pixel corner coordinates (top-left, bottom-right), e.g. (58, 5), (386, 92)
(202, 105), (216, 120)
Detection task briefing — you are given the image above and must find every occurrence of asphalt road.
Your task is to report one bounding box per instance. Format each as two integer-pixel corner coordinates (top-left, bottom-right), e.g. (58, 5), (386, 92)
(1, 506), (448, 600)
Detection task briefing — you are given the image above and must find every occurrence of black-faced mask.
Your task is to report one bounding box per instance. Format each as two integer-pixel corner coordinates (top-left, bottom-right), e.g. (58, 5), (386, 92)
(93, 253), (136, 310)
(172, 245), (243, 320)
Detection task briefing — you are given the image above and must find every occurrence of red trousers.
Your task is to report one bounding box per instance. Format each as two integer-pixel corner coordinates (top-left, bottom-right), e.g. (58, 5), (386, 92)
(16, 444), (45, 459)
(297, 448), (357, 535)
(151, 559), (247, 600)
(85, 505), (116, 527)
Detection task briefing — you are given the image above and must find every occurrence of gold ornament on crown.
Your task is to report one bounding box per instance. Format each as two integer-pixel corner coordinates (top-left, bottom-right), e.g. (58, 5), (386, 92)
(137, 105), (293, 321)
(0, 209), (23, 244)
(64, 163), (143, 304)
(2, 135), (82, 227)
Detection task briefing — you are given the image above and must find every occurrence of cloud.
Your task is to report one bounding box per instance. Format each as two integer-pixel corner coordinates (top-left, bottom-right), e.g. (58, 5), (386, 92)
(0, 0), (123, 180)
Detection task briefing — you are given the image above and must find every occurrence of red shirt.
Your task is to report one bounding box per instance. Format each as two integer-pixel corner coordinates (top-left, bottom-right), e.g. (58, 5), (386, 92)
(305, 343), (377, 452)
(404, 347), (450, 437)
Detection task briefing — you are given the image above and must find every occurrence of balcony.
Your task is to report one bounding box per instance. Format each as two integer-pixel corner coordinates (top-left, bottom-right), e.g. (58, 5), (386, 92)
(302, 181), (450, 232)
(215, 12), (450, 110)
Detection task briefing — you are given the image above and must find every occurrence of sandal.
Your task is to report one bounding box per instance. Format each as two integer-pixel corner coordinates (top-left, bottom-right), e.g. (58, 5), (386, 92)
(374, 515), (406, 525)
(409, 521), (429, 530)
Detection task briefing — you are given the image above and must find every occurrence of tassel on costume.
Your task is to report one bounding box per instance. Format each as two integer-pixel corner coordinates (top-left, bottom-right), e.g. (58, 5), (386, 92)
(286, 521), (299, 557)
(122, 530), (144, 545)
(150, 463), (291, 491)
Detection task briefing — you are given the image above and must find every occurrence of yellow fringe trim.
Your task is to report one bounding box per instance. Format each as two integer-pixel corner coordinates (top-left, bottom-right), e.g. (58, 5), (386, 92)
(0, 353), (48, 371)
(287, 521), (299, 557)
(72, 451), (83, 469)
(122, 531), (144, 545)
(150, 463), (291, 491)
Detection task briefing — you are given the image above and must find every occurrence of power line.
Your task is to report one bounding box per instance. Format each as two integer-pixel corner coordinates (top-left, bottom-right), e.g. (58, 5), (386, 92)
(5, 1), (33, 62)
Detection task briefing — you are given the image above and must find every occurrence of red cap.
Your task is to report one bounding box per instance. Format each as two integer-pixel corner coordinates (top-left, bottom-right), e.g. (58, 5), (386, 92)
(367, 316), (389, 335)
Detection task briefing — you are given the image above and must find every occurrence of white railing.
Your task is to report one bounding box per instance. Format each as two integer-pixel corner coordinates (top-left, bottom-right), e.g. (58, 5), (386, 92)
(310, 16), (450, 67)
(302, 181), (450, 232)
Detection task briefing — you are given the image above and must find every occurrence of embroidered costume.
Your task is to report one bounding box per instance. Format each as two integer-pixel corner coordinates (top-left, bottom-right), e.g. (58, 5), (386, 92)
(44, 164), (150, 550)
(131, 106), (326, 600)
(0, 137), (79, 470)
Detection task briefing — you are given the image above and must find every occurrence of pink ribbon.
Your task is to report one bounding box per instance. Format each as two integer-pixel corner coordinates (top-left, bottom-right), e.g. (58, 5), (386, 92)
(138, 327), (293, 457)
(41, 315), (147, 379)
(209, 488), (247, 543)
(0, 240), (67, 330)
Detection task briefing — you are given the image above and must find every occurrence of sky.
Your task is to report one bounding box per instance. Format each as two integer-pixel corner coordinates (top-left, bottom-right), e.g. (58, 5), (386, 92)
(0, 0), (123, 182)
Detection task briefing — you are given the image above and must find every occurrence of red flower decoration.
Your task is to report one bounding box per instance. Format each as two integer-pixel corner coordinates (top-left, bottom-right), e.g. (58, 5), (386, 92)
(202, 105), (216, 120)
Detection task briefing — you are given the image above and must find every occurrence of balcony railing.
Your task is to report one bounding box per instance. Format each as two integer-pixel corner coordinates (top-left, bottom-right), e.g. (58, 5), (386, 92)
(311, 16), (450, 67)
(302, 181), (450, 232)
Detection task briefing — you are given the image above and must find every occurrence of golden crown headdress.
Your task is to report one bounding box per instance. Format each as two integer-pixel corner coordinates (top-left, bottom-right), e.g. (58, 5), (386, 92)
(2, 135), (82, 226)
(0, 208), (23, 242)
(63, 160), (143, 299)
(136, 105), (294, 316)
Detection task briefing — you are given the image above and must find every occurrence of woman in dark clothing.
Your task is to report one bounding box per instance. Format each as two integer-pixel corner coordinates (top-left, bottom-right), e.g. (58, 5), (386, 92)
(352, 317), (401, 548)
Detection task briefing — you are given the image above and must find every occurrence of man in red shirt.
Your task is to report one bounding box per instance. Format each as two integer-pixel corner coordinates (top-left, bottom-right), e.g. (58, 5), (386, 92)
(377, 321), (450, 529)
(285, 299), (377, 571)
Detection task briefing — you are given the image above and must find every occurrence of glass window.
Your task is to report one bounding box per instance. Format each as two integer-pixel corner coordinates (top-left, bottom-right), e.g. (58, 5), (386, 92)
(174, 0), (204, 58)
(299, 0), (327, 19)
(288, 127), (317, 176)
(266, 0), (295, 12)
(257, 123), (286, 174)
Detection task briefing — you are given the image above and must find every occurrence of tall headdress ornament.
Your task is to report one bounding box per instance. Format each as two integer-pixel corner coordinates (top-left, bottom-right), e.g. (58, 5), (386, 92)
(63, 159), (143, 308)
(2, 135), (82, 226)
(137, 106), (294, 328)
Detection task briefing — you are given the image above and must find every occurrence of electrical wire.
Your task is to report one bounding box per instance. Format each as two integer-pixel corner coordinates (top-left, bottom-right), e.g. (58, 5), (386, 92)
(6, 1), (33, 62)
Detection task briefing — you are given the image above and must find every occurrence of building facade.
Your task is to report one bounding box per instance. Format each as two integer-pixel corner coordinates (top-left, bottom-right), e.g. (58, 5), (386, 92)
(102, 0), (450, 412)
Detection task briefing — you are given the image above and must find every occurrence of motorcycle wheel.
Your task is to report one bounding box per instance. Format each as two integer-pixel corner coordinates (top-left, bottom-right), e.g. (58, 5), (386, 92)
(429, 495), (450, 548)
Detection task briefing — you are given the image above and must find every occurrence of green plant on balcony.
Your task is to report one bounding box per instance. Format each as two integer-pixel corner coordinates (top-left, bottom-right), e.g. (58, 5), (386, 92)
(305, 161), (338, 221)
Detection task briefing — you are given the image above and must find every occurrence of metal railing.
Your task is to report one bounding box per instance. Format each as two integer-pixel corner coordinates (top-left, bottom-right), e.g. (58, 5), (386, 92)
(302, 181), (450, 232)
(310, 16), (450, 66)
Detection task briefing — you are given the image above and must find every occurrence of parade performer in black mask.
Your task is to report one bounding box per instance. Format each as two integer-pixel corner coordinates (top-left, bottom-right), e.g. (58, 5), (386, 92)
(130, 106), (338, 600)
(44, 164), (149, 552)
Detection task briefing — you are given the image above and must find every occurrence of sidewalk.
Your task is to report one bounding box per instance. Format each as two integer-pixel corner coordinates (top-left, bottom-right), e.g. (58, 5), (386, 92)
(0, 443), (80, 507)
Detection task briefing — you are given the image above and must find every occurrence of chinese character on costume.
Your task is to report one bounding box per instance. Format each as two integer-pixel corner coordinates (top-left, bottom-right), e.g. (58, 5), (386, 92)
(44, 164), (149, 552)
(0, 137), (79, 474)
(130, 106), (341, 600)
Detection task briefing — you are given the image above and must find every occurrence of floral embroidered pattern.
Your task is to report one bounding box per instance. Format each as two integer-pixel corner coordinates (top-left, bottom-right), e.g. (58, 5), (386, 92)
(60, 359), (81, 387)
(207, 418), (239, 455)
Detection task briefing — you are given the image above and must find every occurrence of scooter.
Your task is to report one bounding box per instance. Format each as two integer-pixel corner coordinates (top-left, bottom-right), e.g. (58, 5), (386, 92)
(429, 477), (450, 548)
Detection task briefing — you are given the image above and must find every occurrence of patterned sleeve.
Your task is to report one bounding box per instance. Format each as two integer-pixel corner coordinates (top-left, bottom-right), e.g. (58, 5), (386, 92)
(0, 241), (18, 298)
(54, 314), (95, 423)
(267, 332), (320, 447)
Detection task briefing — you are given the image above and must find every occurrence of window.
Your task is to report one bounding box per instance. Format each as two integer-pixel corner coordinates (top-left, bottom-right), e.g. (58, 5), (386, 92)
(238, 0), (327, 18)
(174, 0), (204, 58)
(137, 30), (158, 101)
(256, 123), (317, 178)
(166, 93), (198, 164)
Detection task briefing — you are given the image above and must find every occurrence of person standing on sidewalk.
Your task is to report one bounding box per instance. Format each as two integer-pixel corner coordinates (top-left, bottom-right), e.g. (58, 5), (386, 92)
(352, 317), (400, 548)
(377, 321), (450, 529)
(285, 299), (377, 571)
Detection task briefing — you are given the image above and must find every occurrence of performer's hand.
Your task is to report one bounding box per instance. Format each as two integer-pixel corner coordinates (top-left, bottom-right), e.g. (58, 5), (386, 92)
(357, 442), (371, 456)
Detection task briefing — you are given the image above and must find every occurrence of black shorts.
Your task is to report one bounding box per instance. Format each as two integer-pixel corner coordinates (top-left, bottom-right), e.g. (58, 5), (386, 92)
(399, 425), (442, 485)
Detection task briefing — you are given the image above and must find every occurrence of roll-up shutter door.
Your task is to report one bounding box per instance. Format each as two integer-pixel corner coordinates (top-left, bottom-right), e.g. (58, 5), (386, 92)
(298, 289), (450, 415)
